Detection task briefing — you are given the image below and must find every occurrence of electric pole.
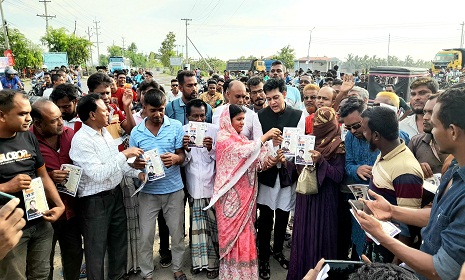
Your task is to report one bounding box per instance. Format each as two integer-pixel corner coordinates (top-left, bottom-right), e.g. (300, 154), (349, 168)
(37, 0), (56, 33)
(122, 37), (125, 57)
(85, 26), (94, 67)
(93, 20), (102, 62)
(387, 33), (391, 66)
(306, 27), (315, 66)
(460, 21), (464, 49)
(0, 1), (10, 49)
(181, 18), (192, 63)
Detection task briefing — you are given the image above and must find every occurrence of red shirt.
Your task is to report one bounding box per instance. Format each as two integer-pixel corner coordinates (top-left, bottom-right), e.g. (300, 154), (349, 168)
(113, 87), (137, 111)
(305, 113), (314, 135)
(31, 126), (78, 220)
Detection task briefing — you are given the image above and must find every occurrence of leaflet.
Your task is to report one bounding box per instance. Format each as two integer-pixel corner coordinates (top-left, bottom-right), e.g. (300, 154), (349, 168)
(423, 173), (441, 194)
(295, 135), (316, 165)
(187, 121), (208, 148)
(23, 177), (49, 221)
(58, 164), (82, 197)
(144, 149), (166, 182)
(341, 124), (349, 141)
(347, 184), (370, 200)
(350, 209), (401, 245)
(281, 127), (303, 157)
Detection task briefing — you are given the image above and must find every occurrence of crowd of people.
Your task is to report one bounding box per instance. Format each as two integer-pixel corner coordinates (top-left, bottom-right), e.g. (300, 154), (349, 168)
(0, 60), (465, 280)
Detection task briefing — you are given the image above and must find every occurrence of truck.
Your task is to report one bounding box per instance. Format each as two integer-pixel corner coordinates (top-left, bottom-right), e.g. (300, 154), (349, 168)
(431, 48), (465, 74)
(226, 59), (265, 75)
(108, 56), (131, 73)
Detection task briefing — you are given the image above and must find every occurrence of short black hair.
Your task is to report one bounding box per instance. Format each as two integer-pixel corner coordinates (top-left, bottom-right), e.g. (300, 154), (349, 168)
(43, 72), (51, 77)
(138, 79), (160, 92)
(229, 104), (246, 120)
(50, 84), (79, 103)
(186, 99), (207, 117)
(87, 72), (112, 92)
(143, 88), (166, 107)
(263, 78), (286, 94)
(0, 90), (28, 113)
(340, 96), (365, 118)
(114, 70), (125, 77)
(176, 70), (196, 86)
(361, 106), (399, 141)
(51, 73), (62, 84)
(77, 94), (101, 122)
(247, 76), (263, 88)
(332, 79), (343, 86)
(207, 79), (217, 86)
(271, 60), (285, 71)
(436, 86), (465, 130)
(170, 79), (178, 84)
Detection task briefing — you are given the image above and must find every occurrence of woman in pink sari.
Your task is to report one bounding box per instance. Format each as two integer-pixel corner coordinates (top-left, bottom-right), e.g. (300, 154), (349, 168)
(205, 104), (282, 279)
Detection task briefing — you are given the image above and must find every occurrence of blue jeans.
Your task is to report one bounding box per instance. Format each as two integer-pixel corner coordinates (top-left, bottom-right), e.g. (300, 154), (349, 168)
(0, 221), (54, 280)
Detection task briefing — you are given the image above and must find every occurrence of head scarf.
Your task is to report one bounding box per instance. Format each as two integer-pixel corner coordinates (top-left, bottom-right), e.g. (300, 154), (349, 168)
(313, 106), (345, 160)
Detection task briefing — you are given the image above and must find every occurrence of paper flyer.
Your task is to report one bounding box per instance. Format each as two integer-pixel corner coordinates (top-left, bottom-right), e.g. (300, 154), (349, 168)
(341, 124), (349, 141)
(23, 177), (49, 221)
(295, 135), (316, 165)
(58, 164), (82, 197)
(187, 121), (208, 148)
(281, 127), (303, 157)
(144, 149), (166, 182)
(347, 184), (370, 200)
(350, 209), (401, 245)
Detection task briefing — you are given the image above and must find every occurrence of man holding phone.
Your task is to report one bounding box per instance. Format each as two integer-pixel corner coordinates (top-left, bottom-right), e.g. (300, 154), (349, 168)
(0, 90), (65, 279)
(0, 197), (25, 261)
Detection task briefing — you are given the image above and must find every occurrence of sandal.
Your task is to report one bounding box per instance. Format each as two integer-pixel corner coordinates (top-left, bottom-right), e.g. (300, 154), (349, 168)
(259, 260), (270, 280)
(190, 267), (201, 275)
(174, 272), (187, 280)
(207, 269), (219, 279)
(273, 251), (289, 270)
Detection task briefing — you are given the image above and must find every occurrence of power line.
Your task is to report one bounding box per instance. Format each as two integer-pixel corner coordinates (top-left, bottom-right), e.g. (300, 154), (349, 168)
(93, 20), (102, 60)
(36, 0), (55, 33)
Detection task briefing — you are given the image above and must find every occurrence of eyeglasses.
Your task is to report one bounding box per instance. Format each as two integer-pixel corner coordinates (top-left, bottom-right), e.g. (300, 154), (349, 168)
(316, 96), (330, 101)
(304, 96), (317, 100)
(345, 122), (362, 130)
(250, 89), (264, 95)
(171, 84), (178, 87)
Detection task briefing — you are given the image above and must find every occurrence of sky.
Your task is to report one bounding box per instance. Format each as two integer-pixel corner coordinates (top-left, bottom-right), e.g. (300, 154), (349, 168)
(3, 0), (465, 65)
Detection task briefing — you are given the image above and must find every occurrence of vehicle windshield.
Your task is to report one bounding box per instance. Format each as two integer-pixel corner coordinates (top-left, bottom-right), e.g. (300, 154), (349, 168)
(433, 53), (454, 62)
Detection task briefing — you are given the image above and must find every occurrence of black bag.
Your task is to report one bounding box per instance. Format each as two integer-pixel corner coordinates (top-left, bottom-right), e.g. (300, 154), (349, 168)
(278, 160), (298, 187)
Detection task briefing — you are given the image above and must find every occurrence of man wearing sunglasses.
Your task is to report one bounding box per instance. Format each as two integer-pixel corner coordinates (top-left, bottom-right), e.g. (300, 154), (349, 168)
(167, 79), (181, 103)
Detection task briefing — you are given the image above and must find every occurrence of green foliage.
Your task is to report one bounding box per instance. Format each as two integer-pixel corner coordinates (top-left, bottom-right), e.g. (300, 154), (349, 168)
(108, 45), (122, 57)
(0, 28), (43, 70)
(41, 27), (92, 65)
(99, 54), (109, 66)
(344, 54), (431, 73)
(272, 45), (295, 70)
(159, 32), (176, 67)
(189, 58), (226, 73)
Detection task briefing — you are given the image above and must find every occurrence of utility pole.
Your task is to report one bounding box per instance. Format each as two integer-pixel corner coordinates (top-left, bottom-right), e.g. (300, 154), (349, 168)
(306, 27), (315, 66)
(37, 0), (56, 33)
(0, 1), (10, 49)
(460, 21), (464, 48)
(85, 26), (94, 67)
(387, 33), (391, 66)
(181, 18), (192, 62)
(93, 20), (102, 62)
(122, 37), (125, 57)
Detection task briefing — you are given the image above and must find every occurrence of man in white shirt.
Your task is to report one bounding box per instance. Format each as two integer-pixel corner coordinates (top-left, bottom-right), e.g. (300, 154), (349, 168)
(43, 73), (65, 99)
(181, 99), (219, 277)
(399, 77), (439, 138)
(69, 94), (145, 280)
(212, 80), (262, 140)
(167, 79), (182, 103)
(269, 60), (303, 110)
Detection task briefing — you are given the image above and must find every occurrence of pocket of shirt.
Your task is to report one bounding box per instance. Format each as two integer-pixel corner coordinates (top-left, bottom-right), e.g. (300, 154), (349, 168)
(426, 207), (450, 251)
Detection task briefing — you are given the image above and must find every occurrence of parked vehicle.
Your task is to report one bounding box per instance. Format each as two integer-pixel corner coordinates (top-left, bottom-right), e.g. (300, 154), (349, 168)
(431, 48), (465, 74)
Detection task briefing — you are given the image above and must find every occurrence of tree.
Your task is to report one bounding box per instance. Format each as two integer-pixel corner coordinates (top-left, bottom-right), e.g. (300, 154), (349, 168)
(41, 27), (92, 66)
(99, 54), (109, 66)
(272, 45), (296, 70)
(108, 45), (123, 57)
(0, 28), (43, 70)
(158, 32), (176, 67)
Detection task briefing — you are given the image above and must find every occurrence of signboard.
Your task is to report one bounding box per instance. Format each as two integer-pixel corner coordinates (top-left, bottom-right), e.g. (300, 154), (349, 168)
(4, 50), (14, 66)
(170, 57), (182, 66)
(0, 57), (9, 73)
(43, 52), (68, 69)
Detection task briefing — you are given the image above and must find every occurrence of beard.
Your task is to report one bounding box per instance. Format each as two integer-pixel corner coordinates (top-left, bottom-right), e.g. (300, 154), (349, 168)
(368, 138), (378, 152)
(413, 107), (424, 114)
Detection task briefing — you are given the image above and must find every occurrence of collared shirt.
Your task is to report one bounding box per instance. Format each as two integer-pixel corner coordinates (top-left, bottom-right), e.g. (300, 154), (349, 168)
(408, 133), (449, 174)
(399, 114), (419, 139)
(285, 85), (303, 110)
(167, 90), (182, 103)
(165, 95), (213, 125)
(31, 126), (77, 220)
(69, 124), (140, 197)
(199, 92), (224, 109)
(418, 160), (465, 280)
(63, 116), (82, 132)
(370, 140), (423, 209)
(212, 105), (262, 140)
(182, 123), (218, 199)
(129, 116), (184, 195)
(133, 110), (144, 125)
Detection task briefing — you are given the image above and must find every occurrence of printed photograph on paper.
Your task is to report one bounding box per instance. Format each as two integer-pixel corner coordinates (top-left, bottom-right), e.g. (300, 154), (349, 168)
(295, 135), (316, 165)
(144, 149), (166, 182)
(23, 177), (49, 221)
(187, 121), (208, 148)
(282, 127), (303, 157)
(57, 164), (82, 197)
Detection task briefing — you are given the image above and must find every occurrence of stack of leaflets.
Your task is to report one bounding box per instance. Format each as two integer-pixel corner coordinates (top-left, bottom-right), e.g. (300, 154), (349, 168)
(295, 135), (316, 165)
(131, 148), (166, 197)
(57, 164), (82, 197)
(350, 209), (401, 245)
(187, 121), (208, 148)
(23, 177), (49, 221)
(282, 127), (303, 156)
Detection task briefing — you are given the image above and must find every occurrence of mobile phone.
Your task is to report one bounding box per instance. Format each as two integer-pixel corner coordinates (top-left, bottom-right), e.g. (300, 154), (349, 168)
(348, 199), (373, 215)
(0, 191), (16, 206)
(325, 260), (364, 279)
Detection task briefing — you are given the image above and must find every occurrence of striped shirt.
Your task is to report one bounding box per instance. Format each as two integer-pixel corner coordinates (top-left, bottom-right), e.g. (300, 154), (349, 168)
(370, 140), (424, 208)
(129, 116), (184, 195)
(69, 124), (140, 197)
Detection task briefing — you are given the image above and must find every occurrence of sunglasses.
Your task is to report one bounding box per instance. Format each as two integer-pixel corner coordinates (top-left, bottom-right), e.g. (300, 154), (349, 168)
(345, 122), (362, 130)
(304, 96), (317, 100)
(171, 84), (179, 87)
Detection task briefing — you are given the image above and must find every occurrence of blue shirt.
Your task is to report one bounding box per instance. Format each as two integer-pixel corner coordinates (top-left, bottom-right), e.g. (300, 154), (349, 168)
(418, 160), (465, 280)
(165, 97), (212, 125)
(129, 116), (184, 195)
(1, 75), (21, 90)
(344, 130), (410, 184)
